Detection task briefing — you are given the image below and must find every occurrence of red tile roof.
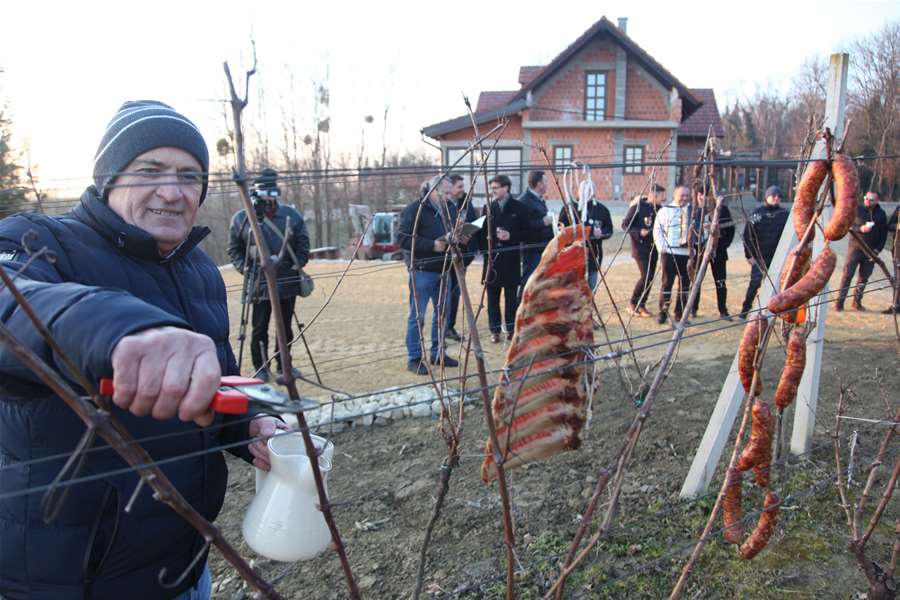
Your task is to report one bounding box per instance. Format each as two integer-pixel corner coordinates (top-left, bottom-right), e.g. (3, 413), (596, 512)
(518, 66), (544, 87)
(476, 91), (518, 113)
(678, 88), (724, 138)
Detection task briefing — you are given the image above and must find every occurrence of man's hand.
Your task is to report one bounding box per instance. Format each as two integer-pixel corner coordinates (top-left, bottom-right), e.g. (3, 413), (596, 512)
(640, 228), (650, 237)
(542, 214), (553, 227)
(496, 227), (511, 241)
(861, 223), (874, 233)
(110, 326), (220, 427)
(248, 416), (291, 471)
(433, 239), (448, 253)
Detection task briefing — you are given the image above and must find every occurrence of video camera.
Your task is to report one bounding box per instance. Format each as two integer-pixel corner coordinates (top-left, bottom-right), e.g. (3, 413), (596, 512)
(250, 183), (280, 217)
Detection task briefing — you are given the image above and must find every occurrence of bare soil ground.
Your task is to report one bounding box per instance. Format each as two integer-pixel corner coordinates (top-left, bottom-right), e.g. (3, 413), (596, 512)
(209, 251), (899, 599)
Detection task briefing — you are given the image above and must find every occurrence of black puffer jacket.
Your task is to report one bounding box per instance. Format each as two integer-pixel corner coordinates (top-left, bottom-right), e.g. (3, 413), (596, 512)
(0, 188), (251, 600)
(742, 203), (788, 265)
(227, 202), (310, 302)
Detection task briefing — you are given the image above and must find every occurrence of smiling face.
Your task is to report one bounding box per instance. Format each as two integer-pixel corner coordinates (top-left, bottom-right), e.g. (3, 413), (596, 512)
(673, 186), (691, 207)
(106, 147), (203, 254)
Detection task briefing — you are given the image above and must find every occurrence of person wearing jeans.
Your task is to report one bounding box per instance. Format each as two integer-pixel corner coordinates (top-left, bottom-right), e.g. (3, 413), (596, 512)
(405, 269), (451, 368)
(398, 175), (470, 374)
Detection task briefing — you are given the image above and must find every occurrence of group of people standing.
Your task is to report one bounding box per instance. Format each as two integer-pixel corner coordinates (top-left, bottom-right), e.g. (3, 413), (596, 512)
(622, 181), (735, 324)
(399, 170), (900, 374)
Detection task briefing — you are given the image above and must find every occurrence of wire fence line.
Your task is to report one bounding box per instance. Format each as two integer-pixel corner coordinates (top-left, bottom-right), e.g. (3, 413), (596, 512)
(22, 152), (900, 190)
(0, 279), (893, 503)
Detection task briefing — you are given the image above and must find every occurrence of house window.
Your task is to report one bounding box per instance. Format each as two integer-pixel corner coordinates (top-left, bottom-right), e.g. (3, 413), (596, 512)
(584, 71), (607, 121)
(553, 145), (573, 171)
(624, 146), (644, 174)
(443, 146), (523, 197)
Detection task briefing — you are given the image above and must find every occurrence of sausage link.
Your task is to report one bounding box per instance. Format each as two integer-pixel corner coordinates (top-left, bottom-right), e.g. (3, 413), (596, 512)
(793, 160), (828, 241)
(737, 398), (774, 474)
(738, 317), (767, 396)
(774, 327), (807, 410)
(778, 246), (812, 323)
(824, 153), (859, 241)
(722, 467), (743, 545)
(739, 492), (780, 559)
(768, 247), (836, 315)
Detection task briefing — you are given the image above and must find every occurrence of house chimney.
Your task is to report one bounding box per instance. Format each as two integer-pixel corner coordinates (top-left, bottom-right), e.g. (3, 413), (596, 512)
(617, 17), (628, 33)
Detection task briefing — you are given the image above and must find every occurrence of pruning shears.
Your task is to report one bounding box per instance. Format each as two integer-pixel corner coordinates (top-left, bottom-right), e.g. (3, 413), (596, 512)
(98, 375), (319, 415)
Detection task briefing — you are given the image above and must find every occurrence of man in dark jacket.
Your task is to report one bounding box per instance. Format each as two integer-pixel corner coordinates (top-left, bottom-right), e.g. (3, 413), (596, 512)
(558, 196), (613, 291)
(739, 185), (789, 317)
(836, 191), (888, 311)
(445, 174), (478, 341)
(399, 175), (468, 373)
(227, 169), (310, 380)
(622, 184), (665, 317)
(688, 183), (735, 319)
(480, 175), (530, 342)
(518, 170), (553, 292)
(0, 101), (283, 600)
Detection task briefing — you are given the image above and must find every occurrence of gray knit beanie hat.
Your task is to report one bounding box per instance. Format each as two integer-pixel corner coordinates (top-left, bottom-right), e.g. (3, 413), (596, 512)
(92, 100), (210, 203)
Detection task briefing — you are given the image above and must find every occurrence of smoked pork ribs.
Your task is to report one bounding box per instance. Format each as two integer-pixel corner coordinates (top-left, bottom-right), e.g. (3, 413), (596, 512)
(481, 225), (594, 482)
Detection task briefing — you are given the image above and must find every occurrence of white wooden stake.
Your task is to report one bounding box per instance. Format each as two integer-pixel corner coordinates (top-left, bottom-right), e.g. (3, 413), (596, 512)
(679, 54), (849, 497)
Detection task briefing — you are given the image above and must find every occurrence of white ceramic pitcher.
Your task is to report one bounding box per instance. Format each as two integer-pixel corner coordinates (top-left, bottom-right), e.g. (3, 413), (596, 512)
(242, 433), (334, 562)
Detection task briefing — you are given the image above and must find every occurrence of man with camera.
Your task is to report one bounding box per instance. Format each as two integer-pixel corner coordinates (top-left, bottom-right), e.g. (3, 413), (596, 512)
(228, 168), (311, 381)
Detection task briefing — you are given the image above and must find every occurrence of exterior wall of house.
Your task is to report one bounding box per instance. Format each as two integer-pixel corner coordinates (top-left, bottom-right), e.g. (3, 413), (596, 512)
(529, 38), (618, 122)
(625, 61), (670, 120)
(524, 127), (674, 202)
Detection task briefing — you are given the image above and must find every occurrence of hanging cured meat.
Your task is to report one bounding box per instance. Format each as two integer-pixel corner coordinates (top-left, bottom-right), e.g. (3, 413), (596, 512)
(482, 226), (594, 482)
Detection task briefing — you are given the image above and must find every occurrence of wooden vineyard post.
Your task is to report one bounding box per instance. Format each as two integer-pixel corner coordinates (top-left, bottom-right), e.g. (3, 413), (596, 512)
(680, 53), (849, 497)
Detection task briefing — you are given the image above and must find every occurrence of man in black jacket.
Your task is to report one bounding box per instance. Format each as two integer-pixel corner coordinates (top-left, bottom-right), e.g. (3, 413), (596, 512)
(445, 174), (478, 341)
(688, 183), (735, 319)
(739, 185), (789, 318)
(518, 170), (553, 292)
(480, 175), (530, 342)
(559, 196), (613, 291)
(622, 184), (665, 317)
(836, 191), (888, 311)
(398, 175), (469, 373)
(0, 101), (283, 600)
(228, 169), (310, 380)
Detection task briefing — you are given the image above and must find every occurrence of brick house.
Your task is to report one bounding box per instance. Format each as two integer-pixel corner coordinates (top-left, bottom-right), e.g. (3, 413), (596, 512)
(421, 16), (724, 204)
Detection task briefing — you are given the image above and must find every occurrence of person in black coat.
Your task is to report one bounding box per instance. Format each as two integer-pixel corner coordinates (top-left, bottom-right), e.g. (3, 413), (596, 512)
(621, 184), (665, 317)
(446, 174), (479, 341)
(558, 197), (613, 291)
(517, 170), (554, 293)
(688, 183), (735, 319)
(739, 185), (789, 317)
(0, 101), (282, 600)
(228, 168), (310, 379)
(836, 191), (888, 311)
(479, 174), (530, 342)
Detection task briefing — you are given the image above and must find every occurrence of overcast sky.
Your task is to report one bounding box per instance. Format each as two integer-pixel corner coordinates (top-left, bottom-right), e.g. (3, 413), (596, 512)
(2, 0), (898, 196)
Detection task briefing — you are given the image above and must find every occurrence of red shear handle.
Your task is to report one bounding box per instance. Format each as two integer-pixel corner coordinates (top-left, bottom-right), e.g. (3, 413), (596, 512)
(98, 378), (251, 415)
